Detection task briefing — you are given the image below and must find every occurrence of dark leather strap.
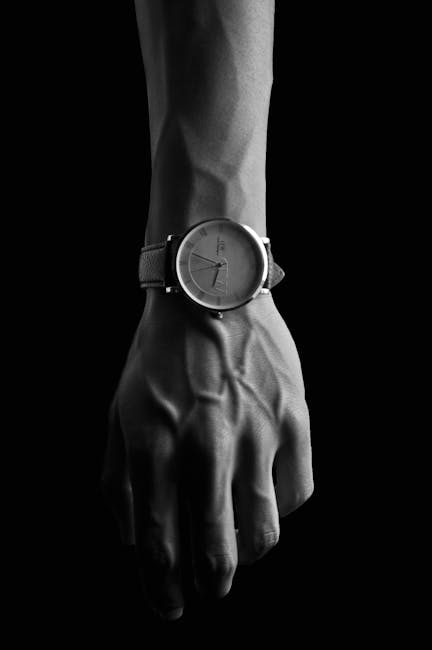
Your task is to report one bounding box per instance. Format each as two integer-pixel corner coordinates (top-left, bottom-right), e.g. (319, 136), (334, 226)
(138, 241), (169, 288)
(138, 236), (284, 290)
(263, 241), (285, 289)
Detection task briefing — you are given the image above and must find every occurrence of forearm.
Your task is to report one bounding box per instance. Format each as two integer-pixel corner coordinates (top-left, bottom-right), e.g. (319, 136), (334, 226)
(135, 0), (275, 244)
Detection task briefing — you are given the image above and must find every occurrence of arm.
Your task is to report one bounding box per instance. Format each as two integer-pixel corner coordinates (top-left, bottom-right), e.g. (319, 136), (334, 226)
(102, 0), (313, 622)
(136, 0), (273, 242)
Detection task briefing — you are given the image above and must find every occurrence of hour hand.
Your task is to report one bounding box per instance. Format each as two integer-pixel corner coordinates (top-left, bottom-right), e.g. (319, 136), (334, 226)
(213, 260), (228, 290)
(193, 263), (220, 271)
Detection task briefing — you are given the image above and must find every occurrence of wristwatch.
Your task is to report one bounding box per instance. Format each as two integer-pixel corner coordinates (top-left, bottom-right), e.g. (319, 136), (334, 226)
(138, 218), (285, 318)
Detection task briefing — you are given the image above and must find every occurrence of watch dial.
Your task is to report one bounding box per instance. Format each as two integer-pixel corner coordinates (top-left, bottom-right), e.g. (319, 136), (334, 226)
(175, 219), (267, 310)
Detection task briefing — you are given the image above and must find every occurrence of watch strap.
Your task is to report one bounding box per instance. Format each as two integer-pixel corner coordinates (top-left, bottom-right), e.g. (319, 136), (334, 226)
(138, 241), (170, 288)
(138, 236), (284, 290)
(263, 242), (285, 289)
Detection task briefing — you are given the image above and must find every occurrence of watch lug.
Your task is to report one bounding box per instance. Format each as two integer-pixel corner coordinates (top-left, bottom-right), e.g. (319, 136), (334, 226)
(166, 234), (175, 241)
(261, 236), (270, 244)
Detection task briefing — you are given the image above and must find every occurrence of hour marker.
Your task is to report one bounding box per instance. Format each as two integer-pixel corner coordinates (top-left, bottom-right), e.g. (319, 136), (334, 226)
(199, 227), (207, 236)
(185, 279), (192, 285)
(186, 241), (194, 249)
(180, 261), (187, 266)
(197, 291), (205, 299)
(216, 296), (221, 306)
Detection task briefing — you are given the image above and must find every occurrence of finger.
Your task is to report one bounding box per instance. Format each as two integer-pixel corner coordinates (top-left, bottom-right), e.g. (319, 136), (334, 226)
(182, 409), (237, 599)
(101, 397), (135, 545)
(274, 403), (314, 517)
(128, 428), (184, 621)
(233, 434), (280, 565)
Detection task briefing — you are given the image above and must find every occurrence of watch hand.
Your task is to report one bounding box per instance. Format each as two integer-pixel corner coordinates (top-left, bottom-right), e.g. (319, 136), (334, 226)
(191, 252), (219, 264)
(213, 264), (228, 287)
(193, 262), (226, 271)
(192, 253), (227, 272)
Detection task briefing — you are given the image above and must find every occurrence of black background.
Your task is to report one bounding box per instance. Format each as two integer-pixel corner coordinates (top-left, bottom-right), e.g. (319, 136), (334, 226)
(33, 0), (389, 644)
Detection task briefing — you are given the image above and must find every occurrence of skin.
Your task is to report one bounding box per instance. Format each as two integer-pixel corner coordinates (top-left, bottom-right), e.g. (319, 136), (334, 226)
(135, 0), (275, 241)
(102, 0), (314, 620)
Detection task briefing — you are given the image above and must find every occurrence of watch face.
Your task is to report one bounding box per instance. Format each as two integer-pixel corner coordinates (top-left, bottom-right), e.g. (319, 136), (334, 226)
(175, 219), (268, 311)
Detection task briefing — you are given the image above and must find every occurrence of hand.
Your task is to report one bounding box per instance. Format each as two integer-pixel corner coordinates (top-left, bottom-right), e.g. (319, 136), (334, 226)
(102, 291), (313, 620)
(191, 261), (227, 272)
(212, 263), (227, 288)
(191, 252), (220, 265)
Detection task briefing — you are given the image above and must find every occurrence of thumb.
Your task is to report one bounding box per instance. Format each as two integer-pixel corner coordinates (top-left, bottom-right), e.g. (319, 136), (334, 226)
(101, 397), (135, 545)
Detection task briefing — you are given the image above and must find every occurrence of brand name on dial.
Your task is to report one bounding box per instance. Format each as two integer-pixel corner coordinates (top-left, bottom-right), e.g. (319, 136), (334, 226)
(216, 236), (225, 256)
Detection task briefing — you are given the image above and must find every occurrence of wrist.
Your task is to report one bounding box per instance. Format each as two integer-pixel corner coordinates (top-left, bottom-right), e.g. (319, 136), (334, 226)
(144, 121), (267, 244)
(142, 287), (277, 326)
(138, 217), (284, 319)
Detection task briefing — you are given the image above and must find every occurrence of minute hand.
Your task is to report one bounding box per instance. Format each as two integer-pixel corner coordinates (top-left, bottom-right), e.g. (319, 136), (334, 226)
(191, 252), (219, 264)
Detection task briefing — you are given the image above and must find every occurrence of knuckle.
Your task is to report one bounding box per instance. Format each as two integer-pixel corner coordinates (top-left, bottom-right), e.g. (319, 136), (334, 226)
(297, 481), (314, 505)
(186, 403), (231, 451)
(253, 530), (280, 557)
(142, 538), (177, 573)
(148, 433), (175, 463)
(202, 552), (236, 580)
(193, 428), (232, 463)
(129, 430), (175, 465)
(290, 401), (310, 434)
(284, 482), (314, 514)
(246, 530), (279, 562)
(284, 401), (311, 449)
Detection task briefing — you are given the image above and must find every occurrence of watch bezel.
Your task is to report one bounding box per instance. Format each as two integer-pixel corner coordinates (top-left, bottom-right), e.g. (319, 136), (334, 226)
(174, 218), (268, 312)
